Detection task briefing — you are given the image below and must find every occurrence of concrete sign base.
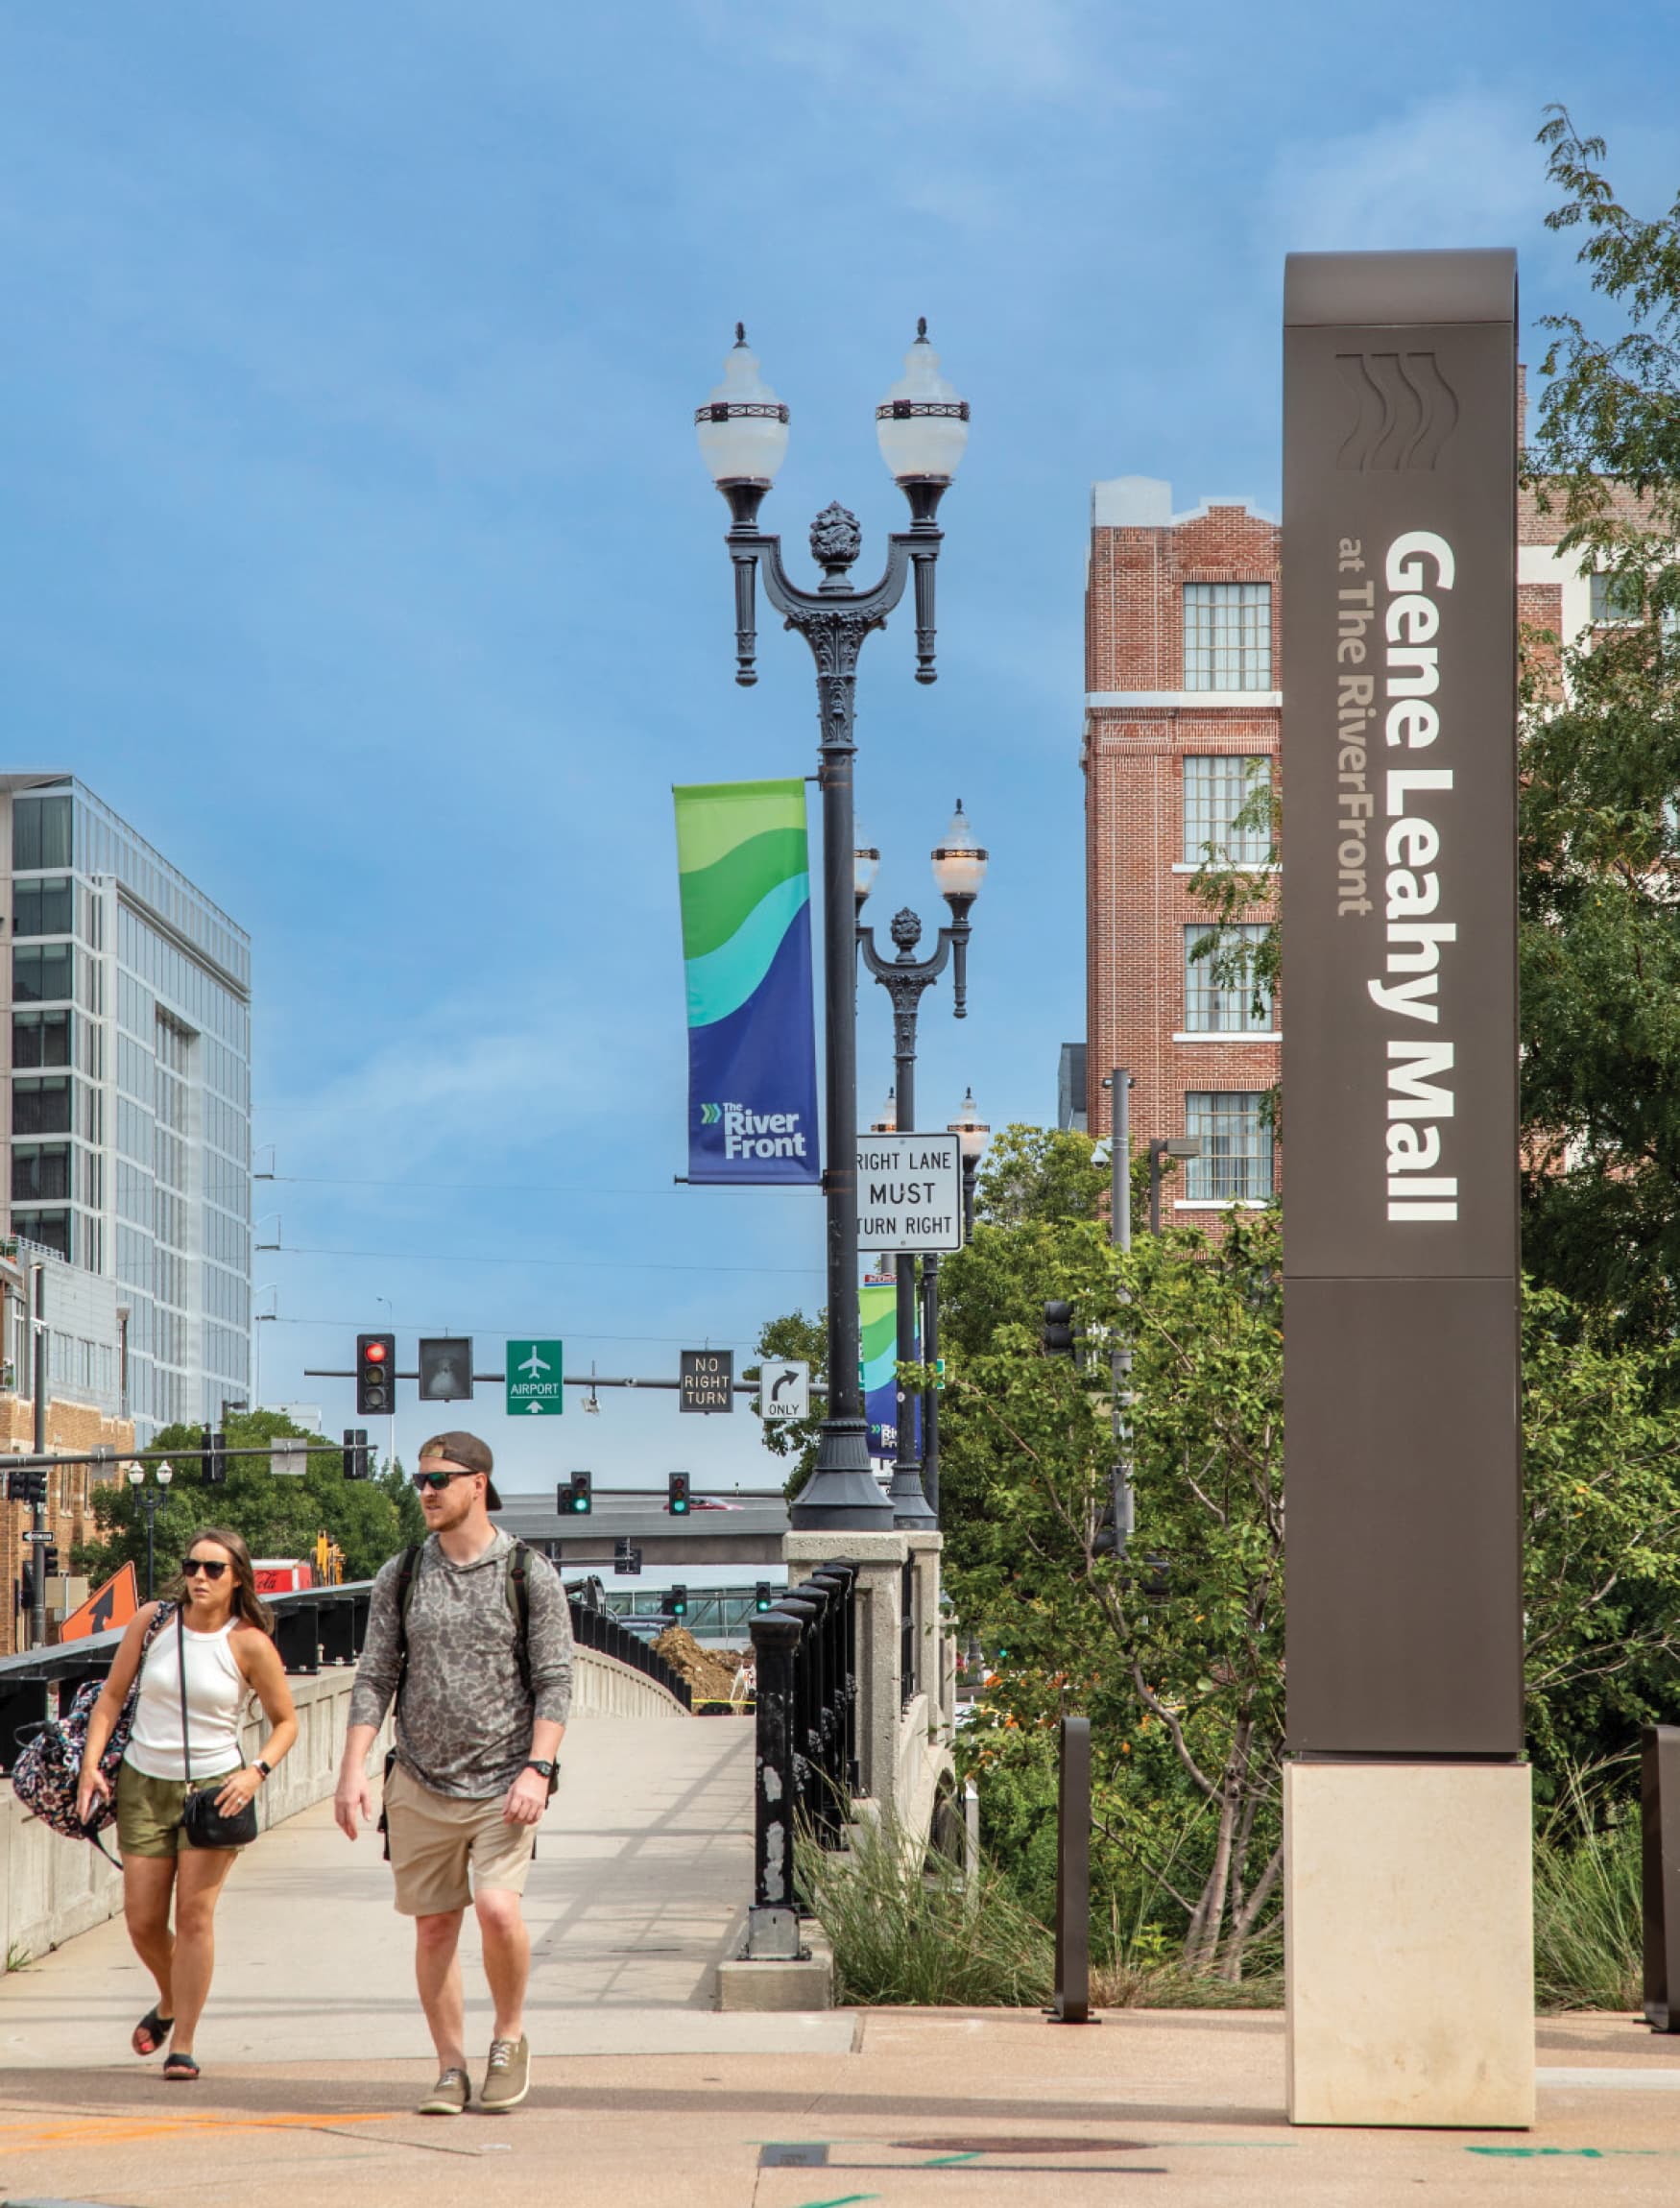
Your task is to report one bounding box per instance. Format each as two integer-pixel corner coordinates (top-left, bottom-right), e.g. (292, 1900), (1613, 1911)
(1284, 1760), (1534, 2127)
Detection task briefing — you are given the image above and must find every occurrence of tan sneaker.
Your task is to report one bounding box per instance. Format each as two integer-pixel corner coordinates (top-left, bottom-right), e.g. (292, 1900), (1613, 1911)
(417, 2067), (470, 2116)
(480, 2034), (530, 2112)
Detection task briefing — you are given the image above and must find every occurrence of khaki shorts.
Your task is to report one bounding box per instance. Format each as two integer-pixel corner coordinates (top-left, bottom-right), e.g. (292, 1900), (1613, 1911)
(116, 1762), (244, 1859)
(382, 1759), (536, 1917)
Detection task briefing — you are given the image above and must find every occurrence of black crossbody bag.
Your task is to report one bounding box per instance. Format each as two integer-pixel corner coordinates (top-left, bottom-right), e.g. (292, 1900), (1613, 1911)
(177, 1610), (258, 1851)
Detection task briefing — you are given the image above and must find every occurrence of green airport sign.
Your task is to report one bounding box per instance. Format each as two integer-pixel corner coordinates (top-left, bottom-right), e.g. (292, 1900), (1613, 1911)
(506, 1339), (564, 1416)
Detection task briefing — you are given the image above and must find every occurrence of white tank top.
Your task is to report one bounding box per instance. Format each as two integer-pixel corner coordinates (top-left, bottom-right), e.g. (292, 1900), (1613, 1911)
(125, 1614), (246, 1782)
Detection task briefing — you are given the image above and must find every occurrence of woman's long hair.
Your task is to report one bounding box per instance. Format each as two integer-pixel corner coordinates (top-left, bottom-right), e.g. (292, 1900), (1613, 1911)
(159, 1525), (276, 1639)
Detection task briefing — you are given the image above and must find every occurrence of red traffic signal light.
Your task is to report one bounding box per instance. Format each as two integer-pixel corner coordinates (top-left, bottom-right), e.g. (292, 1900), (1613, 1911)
(357, 1332), (396, 1417)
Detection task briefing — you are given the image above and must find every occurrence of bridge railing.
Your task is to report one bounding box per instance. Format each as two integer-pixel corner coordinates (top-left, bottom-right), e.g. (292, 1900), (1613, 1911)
(0, 1572), (691, 1767)
(745, 1560), (856, 1961)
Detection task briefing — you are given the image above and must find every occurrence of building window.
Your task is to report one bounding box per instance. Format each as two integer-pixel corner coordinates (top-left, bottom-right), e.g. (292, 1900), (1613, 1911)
(12, 877), (74, 938)
(1185, 1092), (1274, 1202)
(12, 1144), (72, 1203)
(12, 1009), (71, 1068)
(12, 793), (72, 873)
(1590, 570), (1644, 626)
(12, 1077), (73, 1137)
(1184, 925), (1273, 1032)
(12, 944), (73, 1003)
(1184, 583), (1273, 690)
(1183, 756), (1272, 865)
(12, 1209), (71, 1260)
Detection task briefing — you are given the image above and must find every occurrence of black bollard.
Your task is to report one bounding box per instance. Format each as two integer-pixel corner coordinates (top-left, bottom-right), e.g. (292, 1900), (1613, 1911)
(1644, 1725), (1680, 2031)
(747, 1610), (804, 1960)
(1048, 1714), (1094, 2024)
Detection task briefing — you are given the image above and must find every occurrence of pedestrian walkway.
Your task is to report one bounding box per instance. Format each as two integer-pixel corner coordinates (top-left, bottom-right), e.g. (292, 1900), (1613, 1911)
(0, 2008), (1677, 2206)
(0, 1715), (786, 2069)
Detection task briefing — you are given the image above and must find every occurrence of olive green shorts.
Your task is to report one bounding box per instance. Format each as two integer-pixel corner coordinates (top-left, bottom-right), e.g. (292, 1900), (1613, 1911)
(116, 1762), (245, 1859)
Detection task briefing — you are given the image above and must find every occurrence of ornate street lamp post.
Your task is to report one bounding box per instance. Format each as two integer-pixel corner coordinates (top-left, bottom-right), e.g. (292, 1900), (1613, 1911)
(948, 1088), (991, 1241)
(127, 1459), (174, 1599)
(698, 323), (970, 1530)
(856, 807), (987, 1526)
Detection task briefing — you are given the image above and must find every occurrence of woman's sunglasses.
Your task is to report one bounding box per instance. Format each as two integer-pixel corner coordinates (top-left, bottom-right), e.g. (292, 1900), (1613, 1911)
(181, 1556), (229, 1580)
(411, 1469), (473, 1492)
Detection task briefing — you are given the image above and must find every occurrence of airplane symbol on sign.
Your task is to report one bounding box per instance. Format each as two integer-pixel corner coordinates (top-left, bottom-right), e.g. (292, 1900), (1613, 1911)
(517, 1347), (551, 1379)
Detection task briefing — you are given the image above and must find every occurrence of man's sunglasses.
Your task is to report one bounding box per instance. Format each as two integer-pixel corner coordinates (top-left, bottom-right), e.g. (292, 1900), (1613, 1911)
(411, 1468), (477, 1492)
(181, 1556), (229, 1580)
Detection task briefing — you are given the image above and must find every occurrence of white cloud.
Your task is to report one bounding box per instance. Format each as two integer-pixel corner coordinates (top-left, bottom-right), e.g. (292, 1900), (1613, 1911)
(1263, 90), (1550, 257)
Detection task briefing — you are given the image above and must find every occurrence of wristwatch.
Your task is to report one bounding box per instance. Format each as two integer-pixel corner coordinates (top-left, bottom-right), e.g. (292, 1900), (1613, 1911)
(524, 1758), (556, 1780)
(254, 1759), (273, 1780)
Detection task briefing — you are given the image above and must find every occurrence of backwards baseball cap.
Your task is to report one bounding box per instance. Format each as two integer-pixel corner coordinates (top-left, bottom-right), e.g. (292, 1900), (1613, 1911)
(418, 1430), (502, 1512)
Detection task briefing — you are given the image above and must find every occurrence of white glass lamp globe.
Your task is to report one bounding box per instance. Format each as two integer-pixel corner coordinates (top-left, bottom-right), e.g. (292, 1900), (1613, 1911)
(854, 840), (881, 904)
(948, 1089), (991, 1162)
(930, 800), (988, 902)
(876, 321), (970, 484)
(696, 325), (790, 486)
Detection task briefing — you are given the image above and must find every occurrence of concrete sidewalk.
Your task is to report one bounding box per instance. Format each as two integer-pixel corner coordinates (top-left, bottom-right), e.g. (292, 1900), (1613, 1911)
(0, 2011), (1677, 2206)
(0, 1714), (793, 2070)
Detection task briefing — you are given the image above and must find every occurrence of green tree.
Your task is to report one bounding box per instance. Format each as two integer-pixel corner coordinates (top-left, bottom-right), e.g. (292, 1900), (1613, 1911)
(1518, 110), (1680, 1340)
(74, 1409), (423, 1591)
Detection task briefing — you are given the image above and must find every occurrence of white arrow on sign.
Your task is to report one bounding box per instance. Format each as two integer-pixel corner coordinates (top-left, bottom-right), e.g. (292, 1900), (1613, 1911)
(761, 1360), (809, 1423)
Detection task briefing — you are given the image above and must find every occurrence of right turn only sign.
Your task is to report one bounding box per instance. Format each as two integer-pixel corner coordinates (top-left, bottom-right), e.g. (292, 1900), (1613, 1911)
(855, 1132), (963, 1252)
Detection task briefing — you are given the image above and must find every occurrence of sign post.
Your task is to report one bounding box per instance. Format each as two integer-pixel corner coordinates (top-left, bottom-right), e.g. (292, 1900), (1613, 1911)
(506, 1341), (564, 1417)
(1282, 248), (1529, 2128)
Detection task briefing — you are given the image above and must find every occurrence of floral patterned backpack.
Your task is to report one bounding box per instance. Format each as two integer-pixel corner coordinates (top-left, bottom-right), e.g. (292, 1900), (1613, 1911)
(11, 1602), (174, 1864)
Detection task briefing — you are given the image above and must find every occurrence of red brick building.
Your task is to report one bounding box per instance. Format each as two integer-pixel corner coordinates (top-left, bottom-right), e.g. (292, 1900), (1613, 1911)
(1081, 477), (1284, 1213)
(1081, 417), (1583, 1205)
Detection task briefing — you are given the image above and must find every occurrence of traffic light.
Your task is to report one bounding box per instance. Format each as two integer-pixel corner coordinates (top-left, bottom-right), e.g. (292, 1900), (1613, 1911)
(560, 1470), (592, 1516)
(755, 1581), (775, 1614)
(205, 1428), (228, 1485)
(19, 1564), (35, 1610)
(342, 1428), (371, 1479)
(1041, 1300), (1075, 1358)
(42, 1543), (59, 1577)
(666, 1471), (691, 1517)
(418, 1336), (473, 1403)
(7, 1468), (46, 1506)
(356, 1332), (396, 1418)
(665, 1584), (688, 1620)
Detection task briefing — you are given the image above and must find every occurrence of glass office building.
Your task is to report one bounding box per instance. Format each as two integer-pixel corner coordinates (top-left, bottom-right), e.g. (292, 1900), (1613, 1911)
(3, 777), (252, 1438)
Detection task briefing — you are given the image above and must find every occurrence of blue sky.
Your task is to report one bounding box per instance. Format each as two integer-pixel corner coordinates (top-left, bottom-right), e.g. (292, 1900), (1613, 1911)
(0, 6), (1672, 1495)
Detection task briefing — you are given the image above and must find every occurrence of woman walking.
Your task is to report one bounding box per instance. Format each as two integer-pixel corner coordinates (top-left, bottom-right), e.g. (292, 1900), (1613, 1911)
(76, 1527), (297, 2080)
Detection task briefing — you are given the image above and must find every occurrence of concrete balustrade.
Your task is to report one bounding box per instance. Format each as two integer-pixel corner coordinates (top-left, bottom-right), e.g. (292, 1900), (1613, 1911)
(0, 1641), (686, 1971)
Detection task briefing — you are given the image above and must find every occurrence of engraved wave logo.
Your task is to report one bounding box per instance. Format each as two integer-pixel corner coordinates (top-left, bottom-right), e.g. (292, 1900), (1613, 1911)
(1335, 351), (1459, 471)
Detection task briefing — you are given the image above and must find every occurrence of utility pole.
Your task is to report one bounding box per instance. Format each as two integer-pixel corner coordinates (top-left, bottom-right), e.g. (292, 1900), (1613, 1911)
(1106, 1071), (1134, 1557)
(30, 1263), (47, 1650)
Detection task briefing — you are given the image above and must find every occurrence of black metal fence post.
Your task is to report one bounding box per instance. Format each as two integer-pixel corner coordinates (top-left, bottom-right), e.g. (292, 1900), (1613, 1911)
(747, 1609), (804, 1959)
(1048, 1714), (1093, 2025)
(1644, 1724), (1680, 2031)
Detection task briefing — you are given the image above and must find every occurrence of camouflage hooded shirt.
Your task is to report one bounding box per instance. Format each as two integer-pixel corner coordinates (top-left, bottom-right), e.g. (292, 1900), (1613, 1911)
(348, 1528), (574, 1799)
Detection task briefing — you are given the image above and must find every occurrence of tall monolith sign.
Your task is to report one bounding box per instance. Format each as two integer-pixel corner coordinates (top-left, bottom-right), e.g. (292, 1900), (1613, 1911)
(1282, 251), (1532, 2128)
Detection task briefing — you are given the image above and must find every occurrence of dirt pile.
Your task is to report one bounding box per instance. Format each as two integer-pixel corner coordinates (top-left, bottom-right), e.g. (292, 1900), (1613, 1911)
(653, 1626), (749, 1703)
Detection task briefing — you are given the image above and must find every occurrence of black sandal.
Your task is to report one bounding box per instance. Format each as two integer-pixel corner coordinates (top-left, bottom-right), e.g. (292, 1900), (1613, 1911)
(132, 2006), (174, 2058)
(162, 2052), (200, 2081)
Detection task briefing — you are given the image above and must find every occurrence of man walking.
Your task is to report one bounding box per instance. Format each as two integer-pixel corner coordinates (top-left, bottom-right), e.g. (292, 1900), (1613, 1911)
(335, 1431), (573, 2116)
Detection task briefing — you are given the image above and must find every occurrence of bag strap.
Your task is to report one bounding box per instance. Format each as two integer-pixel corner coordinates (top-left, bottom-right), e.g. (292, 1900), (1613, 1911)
(393, 1544), (423, 1709)
(507, 1542), (533, 1698)
(176, 1608), (194, 1787)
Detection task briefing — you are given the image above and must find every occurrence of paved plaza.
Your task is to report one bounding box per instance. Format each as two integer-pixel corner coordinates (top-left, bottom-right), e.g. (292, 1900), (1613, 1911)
(2, 1716), (1678, 2202)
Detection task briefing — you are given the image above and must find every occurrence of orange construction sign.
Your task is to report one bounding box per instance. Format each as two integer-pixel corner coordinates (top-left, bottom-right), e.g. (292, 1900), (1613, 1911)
(59, 1560), (140, 1643)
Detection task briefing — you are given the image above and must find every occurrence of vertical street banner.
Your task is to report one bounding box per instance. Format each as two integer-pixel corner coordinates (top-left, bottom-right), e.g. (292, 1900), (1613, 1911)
(1282, 250), (1522, 1756)
(674, 780), (821, 1186)
(860, 1279), (898, 1460)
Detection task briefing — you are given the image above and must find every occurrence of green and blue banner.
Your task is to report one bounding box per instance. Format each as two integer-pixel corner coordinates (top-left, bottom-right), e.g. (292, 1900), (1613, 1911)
(674, 779), (820, 1187)
(861, 1277), (900, 1461)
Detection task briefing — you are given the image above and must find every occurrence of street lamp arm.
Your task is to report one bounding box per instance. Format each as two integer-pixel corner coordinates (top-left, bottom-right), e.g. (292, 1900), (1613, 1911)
(854, 924), (952, 991)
